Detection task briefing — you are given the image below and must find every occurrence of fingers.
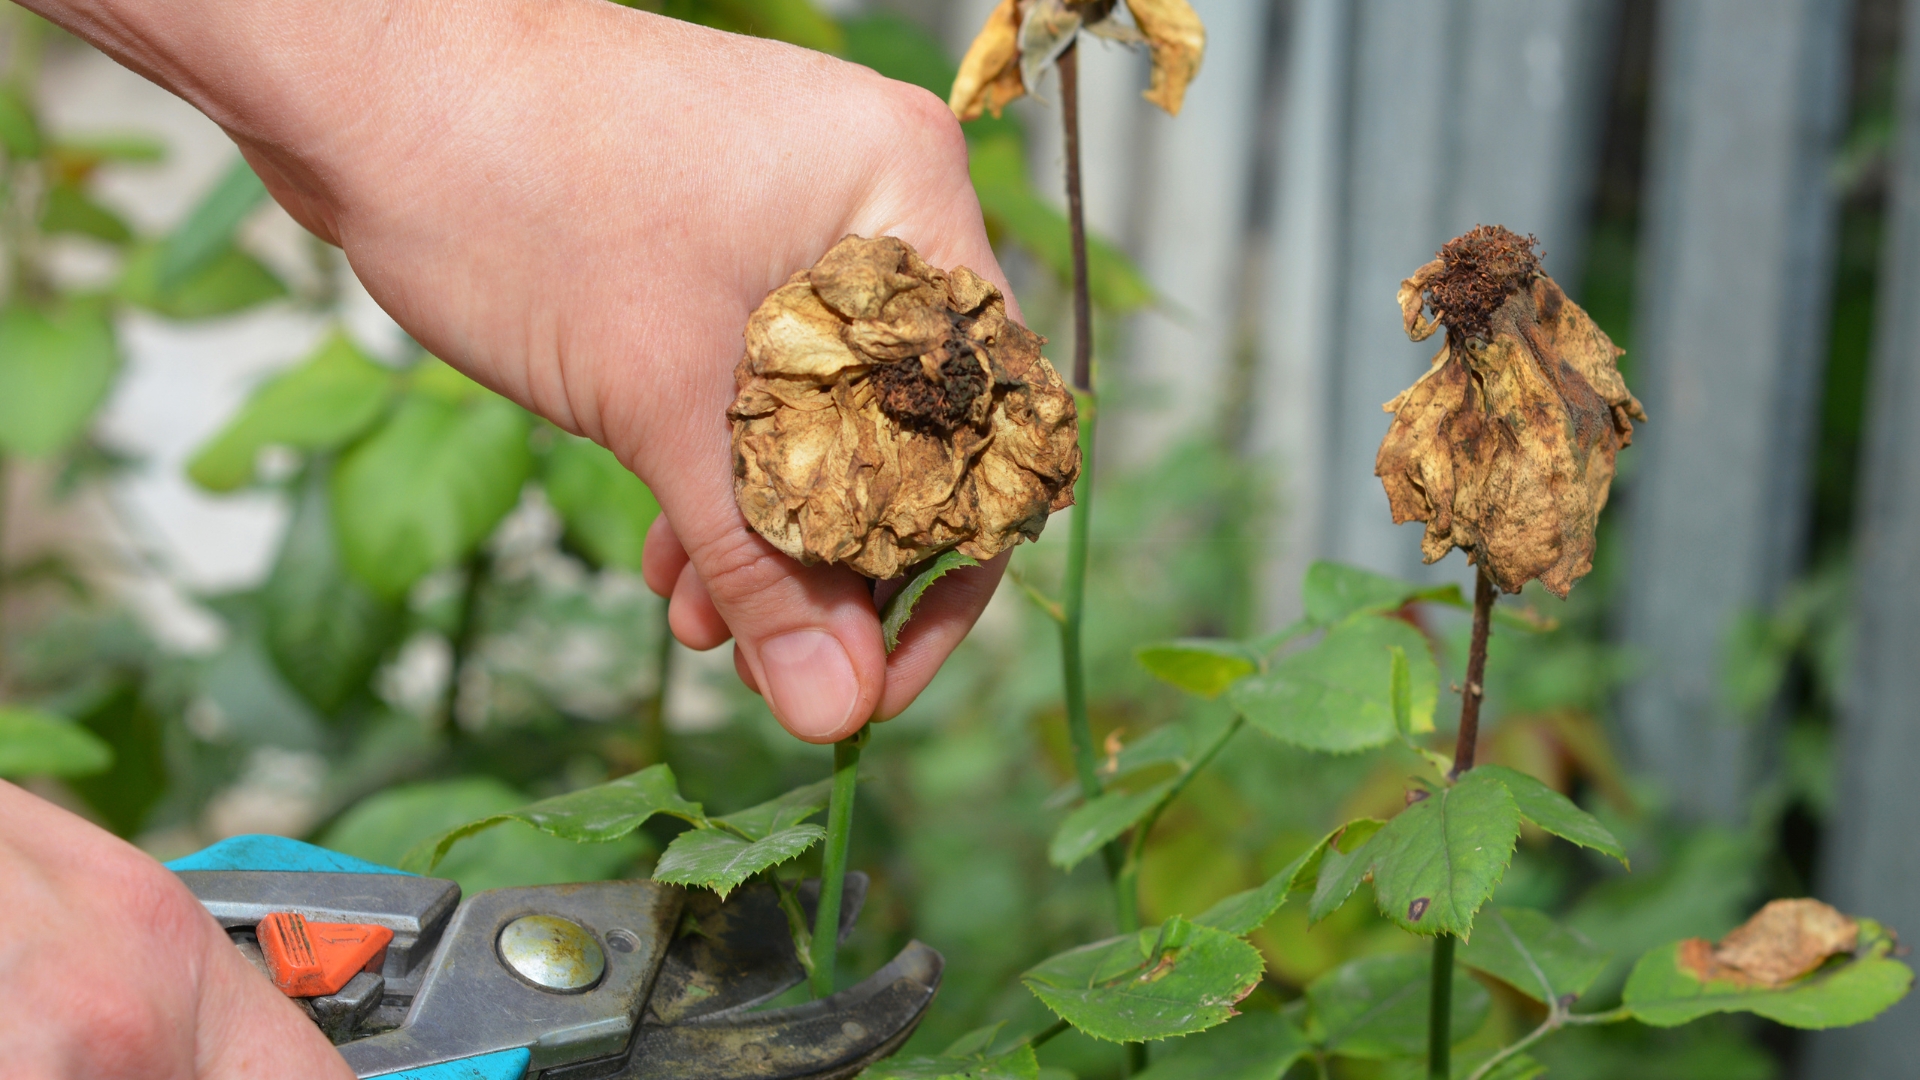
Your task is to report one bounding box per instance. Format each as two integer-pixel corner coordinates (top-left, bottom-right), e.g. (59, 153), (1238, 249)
(688, 522), (885, 743)
(0, 783), (354, 1080)
(877, 553), (1009, 719)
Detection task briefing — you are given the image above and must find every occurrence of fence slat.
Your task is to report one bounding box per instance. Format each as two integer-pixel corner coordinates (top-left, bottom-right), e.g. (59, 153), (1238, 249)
(1807, 0), (1920, 1068)
(1619, 0), (1850, 821)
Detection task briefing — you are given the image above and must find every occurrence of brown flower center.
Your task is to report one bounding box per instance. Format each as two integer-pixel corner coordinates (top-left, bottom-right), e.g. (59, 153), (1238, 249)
(871, 331), (991, 434)
(1427, 225), (1541, 343)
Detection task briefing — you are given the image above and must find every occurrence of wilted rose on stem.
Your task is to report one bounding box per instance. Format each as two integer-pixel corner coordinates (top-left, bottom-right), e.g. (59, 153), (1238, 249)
(1375, 225), (1646, 597)
(949, 0), (1206, 121)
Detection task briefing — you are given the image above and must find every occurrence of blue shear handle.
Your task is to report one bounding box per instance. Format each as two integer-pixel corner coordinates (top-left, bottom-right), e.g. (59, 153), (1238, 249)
(164, 835), (414, 876)
(366, 1048), (532, 1080)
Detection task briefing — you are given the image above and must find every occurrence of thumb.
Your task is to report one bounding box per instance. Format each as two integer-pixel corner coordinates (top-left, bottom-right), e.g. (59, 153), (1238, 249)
(651, 478), (886, 744)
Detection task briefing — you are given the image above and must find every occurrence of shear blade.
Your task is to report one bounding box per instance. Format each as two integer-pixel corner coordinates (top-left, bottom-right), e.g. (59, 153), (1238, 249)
(646, 875), (869, 1025)
(546, 941), (942, 1080)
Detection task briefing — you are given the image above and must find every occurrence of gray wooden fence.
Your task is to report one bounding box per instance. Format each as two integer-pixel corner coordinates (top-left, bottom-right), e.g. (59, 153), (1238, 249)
(1808, 0), (1920, 1070)
(926, 0), (1919, 1069)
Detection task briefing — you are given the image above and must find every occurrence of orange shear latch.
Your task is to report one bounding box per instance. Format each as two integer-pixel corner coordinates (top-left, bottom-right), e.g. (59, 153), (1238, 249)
(256, 911), (393, 997)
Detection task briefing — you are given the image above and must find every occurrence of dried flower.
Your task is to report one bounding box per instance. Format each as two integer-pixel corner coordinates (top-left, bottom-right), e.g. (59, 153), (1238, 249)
(1678, 899), (1860, 988)
(949, 0), (1206, 121)
(1375, 225), (1646, 597)
(729, 235), (1080, 580)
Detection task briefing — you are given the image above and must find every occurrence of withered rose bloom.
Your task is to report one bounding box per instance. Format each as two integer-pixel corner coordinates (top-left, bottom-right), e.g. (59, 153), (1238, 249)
(1375, 225), (1646, 597)
(949, 0), (1206, 121)
(729, 235), (1080, 580)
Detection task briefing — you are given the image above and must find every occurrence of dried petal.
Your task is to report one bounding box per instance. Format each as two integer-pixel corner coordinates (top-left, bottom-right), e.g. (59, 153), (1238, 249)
(1710, 899), (1860, 988)
(1375, 226), (1645, 597)
(1020, 0), (1085, 100)
(950, 0), (1027, 121)
(1126, 0), (1206, 115)
(731, 235), (1080, 580)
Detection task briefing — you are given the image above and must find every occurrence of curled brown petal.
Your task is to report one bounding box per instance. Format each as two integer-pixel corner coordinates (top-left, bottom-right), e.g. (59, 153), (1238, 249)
(1126, 0), (1206, 115)
(950, 0), (1027, 121)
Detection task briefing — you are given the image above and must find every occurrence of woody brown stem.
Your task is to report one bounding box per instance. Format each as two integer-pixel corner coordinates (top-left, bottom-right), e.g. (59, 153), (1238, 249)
(1059, 42), (1092, 393)
(1450, 570), (1497, 777)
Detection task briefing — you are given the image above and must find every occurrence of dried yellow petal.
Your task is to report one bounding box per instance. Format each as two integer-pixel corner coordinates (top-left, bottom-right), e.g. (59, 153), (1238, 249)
(730, 235), (1080, 580)
(1126, 0), (1206, 115)
(950, 0), (1026, 121)
(1375, 225), (1645, 597)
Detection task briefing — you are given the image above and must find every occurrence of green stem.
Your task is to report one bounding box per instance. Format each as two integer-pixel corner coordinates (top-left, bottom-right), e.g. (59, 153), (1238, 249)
(1429, 934), (1454, 1079)
(1115, 716), (1247, 931)
(809, 723), (867, 996)
(1431, 573), (1496, 1077)
(441, 548), (492, 742)
(774, 873), (816, 980)
(639, 602), (673, 764)
(1026, 1018), (1071, 1050)
(1463, 1010), (1554, 1080)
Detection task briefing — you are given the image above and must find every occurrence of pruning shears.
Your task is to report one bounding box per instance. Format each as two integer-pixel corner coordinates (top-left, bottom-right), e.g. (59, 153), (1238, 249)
(167, 836), (941, 1080)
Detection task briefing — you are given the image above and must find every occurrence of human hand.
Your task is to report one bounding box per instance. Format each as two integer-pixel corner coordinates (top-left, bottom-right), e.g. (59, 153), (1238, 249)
(27, 0), (1013, 743)
(0, 782), (356, 1080)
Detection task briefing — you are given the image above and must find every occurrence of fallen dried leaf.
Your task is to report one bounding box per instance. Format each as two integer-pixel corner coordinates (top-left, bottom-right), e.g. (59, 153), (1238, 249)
(947, 0), (1206, 120)
(1375, 225), (1646, 597)
(1706, 899), (1860, 988)
(730, 235), (1080, 580)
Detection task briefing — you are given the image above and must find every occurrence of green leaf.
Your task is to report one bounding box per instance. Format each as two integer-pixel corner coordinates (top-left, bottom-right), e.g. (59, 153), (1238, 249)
(861, 1024), (1041, 1080)
(1304, 953), (1489, 1060)
(50, 133), (166, 165)
(325, 777), (647, 894)
(0, 85), (43, 159)
(1622, 924), (1913, 1029)
(333, 388), (532, 598)
(842, 12), (956, 96)
(0, 707), (113, 778)
(969, 136), (1154, 313)
(714, 778), (833, 840)
(1476, 765), (1627, 866)
(1458, 906), (1611, 1004)
(118, 241), (287, 319)
(1023, 918), (1266, 1043)
(880, 550), (979, 652)
(1132, 1010), (1312, 1080)
(261, 464), (404, 716)
(0, 302), (118, 457)
(654, 824), (827, 899)
(1136, 639), (1261, 698)
(1301, 561), (1465, 626)
(542, 434), (658, 572)
(1230, 613), (1438, 753)
(1198, 820), (1379, 935)
(1342, 770), (1521, 936)
(64, 681), (167, 836)
(1049, 777), (1179, 870)
(1307, 820), (1390, 922)
(41, 181), (132, 243)
(188, 331), (397, 491)
(400, 763), (703, 873)
(158, 156), (269, 288)
(693, 0), (844, 53)
(1387, 644), (1430, 735)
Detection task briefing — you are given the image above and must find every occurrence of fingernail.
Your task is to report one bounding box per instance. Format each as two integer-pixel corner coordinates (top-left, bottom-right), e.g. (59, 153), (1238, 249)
(759, 630), (860, 740)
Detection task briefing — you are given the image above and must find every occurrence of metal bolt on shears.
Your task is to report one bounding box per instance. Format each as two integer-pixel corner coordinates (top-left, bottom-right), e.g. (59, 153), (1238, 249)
(167, 836), (942, 1080)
